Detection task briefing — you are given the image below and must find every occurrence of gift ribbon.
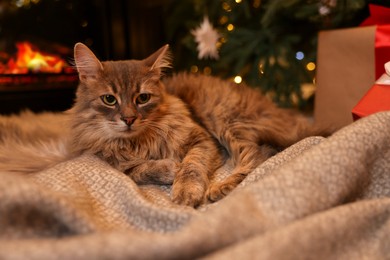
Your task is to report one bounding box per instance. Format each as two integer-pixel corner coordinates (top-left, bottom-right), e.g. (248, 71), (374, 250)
(360, 4), (390, 26)
(375, 25), (390, 79)
(360, 4), (390, 79)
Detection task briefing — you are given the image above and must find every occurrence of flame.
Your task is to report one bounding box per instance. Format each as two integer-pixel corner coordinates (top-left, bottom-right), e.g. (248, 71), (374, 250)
(0, 42), (70, 74)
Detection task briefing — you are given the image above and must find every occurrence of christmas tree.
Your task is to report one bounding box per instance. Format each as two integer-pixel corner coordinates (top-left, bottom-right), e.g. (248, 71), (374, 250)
(164, 0), (369, 109)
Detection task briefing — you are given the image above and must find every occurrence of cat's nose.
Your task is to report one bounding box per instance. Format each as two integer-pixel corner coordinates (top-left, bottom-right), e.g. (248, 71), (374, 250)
(120, 116), (136, 126)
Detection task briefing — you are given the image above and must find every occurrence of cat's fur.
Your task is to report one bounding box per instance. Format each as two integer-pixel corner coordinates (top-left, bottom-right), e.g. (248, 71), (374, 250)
(0, 43), (328, 206)
(163, 73), (327, 201)
(68, 43), (224, 207)
(0, 111), (69, 173)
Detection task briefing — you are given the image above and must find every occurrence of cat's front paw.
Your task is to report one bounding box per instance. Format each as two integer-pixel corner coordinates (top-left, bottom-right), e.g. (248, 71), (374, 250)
(206, 181), (236, 202)
(171, 181), (206, 208)
(123, 159), (180, 185)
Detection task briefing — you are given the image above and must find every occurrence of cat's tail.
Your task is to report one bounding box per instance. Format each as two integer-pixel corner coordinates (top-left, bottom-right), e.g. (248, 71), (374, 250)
(0, 139), (70, 174)
(0, 110), (71, 174)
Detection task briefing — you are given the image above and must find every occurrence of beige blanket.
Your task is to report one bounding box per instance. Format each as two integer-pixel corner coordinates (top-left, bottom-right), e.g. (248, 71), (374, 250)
(0, 111), (389, 259)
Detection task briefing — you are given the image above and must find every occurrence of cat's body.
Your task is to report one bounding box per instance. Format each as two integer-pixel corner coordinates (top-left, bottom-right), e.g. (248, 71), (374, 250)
(164, 73), (325, 201)
(0, 43), (328, 207)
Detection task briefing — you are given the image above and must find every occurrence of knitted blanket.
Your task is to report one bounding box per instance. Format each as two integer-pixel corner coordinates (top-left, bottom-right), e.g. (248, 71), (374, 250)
(0, 112), (389, 259)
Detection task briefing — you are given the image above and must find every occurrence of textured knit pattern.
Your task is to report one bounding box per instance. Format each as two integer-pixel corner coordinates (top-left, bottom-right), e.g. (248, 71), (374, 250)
(0, 112), (390, 259)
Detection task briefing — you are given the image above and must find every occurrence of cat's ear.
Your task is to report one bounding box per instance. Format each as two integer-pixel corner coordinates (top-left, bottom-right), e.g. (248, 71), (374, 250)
(143, 44), (172, 75)
(73, 42), (103, 81)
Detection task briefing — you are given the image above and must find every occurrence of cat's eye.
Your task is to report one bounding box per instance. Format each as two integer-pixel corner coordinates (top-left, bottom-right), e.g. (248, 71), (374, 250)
(136, 93), (151, 105)
(101, 95), (117, 106)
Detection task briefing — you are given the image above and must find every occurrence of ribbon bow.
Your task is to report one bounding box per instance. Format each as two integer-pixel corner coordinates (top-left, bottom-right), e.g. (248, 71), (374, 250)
(361, 4), (390, 26)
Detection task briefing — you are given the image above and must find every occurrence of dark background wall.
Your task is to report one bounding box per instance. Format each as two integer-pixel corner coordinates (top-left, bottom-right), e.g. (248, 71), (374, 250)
(0, 0), (169, 59)
(0, 0), (169, 114)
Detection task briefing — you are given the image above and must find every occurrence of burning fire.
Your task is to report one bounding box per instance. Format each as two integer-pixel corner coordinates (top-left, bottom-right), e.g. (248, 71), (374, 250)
(0, 41), (73, 74)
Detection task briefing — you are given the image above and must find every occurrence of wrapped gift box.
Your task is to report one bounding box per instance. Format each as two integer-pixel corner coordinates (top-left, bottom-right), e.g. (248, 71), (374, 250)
(314, 26), (377, 129)
(314, 5), (390, 129)
(352, 62), (390, 120)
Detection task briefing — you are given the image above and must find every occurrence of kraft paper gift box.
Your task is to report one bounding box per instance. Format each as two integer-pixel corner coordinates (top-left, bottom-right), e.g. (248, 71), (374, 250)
(314, 5), (390, 129)
(314, 26), (375, 129)
(314, 25), (390, 129)
(352, 61), (390, 120)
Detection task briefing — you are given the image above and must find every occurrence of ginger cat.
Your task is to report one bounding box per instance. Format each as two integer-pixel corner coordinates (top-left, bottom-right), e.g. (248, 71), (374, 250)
(0, 43), (327, 207)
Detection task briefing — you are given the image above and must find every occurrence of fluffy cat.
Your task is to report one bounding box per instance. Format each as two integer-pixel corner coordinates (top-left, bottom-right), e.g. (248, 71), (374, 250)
(0, 43), (328, 207)
(69, 43), (224, 207)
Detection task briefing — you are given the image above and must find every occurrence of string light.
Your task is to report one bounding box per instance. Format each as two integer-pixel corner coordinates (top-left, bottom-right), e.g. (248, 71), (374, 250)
(227, 24), (234, 31)
(234, 75), (242, 84)
(217, 37), (226, 49)
(14, 0), (41, 7)
(296, 51), (304, 60)
(222, 2), (232, 12)
(190, 65), (199, 73)
(203, 67), (212, 75)
(306, 62), (316, 71)
(258, 63), (264, 75)
(235, 0), (242, 3)
(219, 16), (228, 25)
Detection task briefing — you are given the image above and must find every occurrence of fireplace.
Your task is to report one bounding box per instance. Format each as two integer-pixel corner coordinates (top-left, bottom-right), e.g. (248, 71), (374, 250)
(0, 0), (167, 114)
(0, 42), (78, 114)
(0, 41), (78, 86)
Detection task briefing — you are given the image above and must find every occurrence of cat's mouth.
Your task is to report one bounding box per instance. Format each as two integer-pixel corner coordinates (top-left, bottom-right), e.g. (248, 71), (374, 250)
(122, 125), (136, 132)
(120, 123), (141, 135)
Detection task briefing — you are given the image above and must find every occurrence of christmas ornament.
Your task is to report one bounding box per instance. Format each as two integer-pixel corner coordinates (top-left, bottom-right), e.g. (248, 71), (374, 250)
(318, 5), (331, 16)
(191, 17), (220, 60)
(319, 0), (337, 16)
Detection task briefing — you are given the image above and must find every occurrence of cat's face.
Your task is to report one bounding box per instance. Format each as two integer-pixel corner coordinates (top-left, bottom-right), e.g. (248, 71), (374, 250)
(73, 43), (171, 138)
